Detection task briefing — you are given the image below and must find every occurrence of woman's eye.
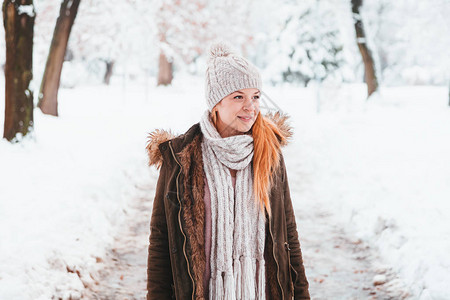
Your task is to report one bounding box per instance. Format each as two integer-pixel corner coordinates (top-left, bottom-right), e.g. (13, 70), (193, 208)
(232, 95), (259, 101)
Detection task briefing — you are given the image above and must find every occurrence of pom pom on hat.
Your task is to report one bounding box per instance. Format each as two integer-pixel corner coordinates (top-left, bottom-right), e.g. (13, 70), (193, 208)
(209, 41), (234, 58)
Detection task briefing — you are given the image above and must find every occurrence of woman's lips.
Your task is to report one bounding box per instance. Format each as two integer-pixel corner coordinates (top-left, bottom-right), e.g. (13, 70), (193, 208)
(238, 116), (253, 122)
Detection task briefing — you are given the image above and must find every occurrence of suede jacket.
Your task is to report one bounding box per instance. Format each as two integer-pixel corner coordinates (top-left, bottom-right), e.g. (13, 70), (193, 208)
(146, 112), (310, 300)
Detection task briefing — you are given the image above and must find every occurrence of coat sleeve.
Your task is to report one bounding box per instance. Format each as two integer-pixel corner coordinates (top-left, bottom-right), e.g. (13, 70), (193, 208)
(281, 154), (310, 299)
(147, 161), (173, 300)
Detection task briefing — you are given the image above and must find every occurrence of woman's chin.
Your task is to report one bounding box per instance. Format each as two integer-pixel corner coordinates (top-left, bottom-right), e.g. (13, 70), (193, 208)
(236, 125), (253, 134)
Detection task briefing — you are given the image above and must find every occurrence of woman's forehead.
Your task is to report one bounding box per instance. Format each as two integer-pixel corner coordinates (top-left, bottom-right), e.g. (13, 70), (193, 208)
(232, 89), (260, 94)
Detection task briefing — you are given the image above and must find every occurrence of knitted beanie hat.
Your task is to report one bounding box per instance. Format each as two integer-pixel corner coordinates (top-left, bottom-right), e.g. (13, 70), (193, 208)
(205, 42), (262, 111)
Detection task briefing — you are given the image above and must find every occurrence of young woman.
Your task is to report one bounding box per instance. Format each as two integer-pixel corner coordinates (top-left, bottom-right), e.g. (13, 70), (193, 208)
(146, 42), (310, 300)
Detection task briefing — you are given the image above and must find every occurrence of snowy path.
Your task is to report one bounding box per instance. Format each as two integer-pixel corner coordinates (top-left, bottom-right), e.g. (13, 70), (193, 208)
(83, 181), (154, 300)
(83, 165), (410, 300)
(298, 202), (410, 299)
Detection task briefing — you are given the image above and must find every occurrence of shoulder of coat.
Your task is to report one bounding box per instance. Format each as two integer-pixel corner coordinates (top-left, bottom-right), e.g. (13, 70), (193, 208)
(146, 111), (292, 168)
(263, 111), (293, 146)
(145, 128), (179, 169)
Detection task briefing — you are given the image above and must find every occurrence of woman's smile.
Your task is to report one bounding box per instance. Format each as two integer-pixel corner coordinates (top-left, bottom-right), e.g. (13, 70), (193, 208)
(237, 115), (254, 122)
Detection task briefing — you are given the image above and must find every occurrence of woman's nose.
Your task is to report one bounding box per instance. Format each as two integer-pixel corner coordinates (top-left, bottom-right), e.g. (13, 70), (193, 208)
(243, 98), (255, 111)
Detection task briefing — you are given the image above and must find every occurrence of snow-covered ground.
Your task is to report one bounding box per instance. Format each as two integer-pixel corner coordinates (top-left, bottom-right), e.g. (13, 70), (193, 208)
(280, 84), (450, 300)
(1, 76), (449, 299)
(0, 76), (204, 299)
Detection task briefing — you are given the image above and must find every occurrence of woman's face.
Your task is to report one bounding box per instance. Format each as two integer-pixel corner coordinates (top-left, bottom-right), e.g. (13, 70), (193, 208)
(214, 88), (260, 138)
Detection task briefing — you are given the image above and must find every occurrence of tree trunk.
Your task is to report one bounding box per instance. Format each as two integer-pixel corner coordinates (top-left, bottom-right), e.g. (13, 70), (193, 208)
(2, 0), (35, 142)
(351, 0), (378, 97)
(157, 51), (173, 86)
(38, 0), (80, 116)
(103, 60), (114, 85)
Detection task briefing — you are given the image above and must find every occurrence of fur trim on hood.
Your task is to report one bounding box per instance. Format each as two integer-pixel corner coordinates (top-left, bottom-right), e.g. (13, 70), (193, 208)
(146, 111), (293, 169)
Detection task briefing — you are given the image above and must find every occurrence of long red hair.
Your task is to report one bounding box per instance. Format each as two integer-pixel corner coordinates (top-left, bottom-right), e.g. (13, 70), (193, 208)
(211, 108), (287, 217)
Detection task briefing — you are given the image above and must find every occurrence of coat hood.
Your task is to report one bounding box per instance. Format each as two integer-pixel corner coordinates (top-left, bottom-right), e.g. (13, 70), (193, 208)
(146, 111), (293, 169)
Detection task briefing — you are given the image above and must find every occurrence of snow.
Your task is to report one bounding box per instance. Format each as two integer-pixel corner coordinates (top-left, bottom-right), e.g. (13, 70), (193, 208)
(0, 75), (203, 299)
(1, 75), (449, 299)
(4, 0), (448, 88)
(17, 5), (36, 17)
(278, 84), (450, 299)
(373, 274), (387, 286)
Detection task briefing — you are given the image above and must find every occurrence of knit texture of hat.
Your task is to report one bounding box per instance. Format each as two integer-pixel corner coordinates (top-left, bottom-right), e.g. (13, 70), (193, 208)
(205, 42), (262, 111)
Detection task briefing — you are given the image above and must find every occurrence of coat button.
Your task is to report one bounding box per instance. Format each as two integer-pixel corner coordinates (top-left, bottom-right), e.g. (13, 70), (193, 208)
(285, 242), (291, 251)
(161, 144), (167, 151)
(171, 247), (177, 253)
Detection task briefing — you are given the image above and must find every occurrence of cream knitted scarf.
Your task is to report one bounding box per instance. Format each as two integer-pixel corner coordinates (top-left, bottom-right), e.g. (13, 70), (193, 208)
(200, 110), (266, 300)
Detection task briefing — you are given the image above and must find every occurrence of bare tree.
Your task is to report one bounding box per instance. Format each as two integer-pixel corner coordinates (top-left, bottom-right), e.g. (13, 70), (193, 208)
(38, 0), (81, 116)
(103, 60), (115, 85)
(155, 0), (210, 86)
(2, 0), (35, 142)
(156, 0), (173, 86)
(351, 0), (378, 97)
(157, 51), (173, 86)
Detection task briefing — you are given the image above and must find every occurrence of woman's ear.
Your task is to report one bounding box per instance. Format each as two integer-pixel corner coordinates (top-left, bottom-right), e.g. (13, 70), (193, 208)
(211, 106), (218, 126)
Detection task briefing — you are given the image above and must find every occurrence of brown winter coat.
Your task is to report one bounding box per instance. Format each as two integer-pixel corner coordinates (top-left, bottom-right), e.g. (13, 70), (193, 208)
(146, 112), (310, 300)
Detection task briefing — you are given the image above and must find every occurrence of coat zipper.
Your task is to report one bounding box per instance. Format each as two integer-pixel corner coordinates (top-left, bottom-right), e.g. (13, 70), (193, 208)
(285, 242), (295, 299)
(269, 215), (285, 299)
(168, 140), (195, 300)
